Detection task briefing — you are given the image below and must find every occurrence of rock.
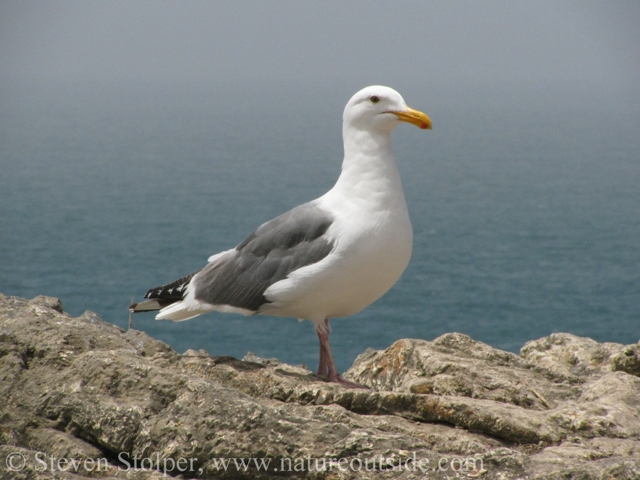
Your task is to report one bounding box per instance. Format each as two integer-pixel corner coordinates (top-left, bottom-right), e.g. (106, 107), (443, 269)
(611, 344), (640, 377)
(28, 295), (64, 313)
(0, 291), (639, 479)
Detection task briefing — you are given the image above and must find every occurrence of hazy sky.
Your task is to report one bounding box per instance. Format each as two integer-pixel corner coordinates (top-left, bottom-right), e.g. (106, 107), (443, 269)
(1, 1), (638, 91)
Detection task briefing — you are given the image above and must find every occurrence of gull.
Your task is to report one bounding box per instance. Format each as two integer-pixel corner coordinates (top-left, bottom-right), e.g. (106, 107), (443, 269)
(130, 85), (431, 387)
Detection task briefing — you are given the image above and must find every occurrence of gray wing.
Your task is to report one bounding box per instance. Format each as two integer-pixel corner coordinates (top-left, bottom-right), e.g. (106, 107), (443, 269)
(193, 202), (335, 311)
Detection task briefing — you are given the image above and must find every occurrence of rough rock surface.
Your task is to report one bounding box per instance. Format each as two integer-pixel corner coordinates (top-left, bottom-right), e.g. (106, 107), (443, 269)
(0, 292), (638, 479)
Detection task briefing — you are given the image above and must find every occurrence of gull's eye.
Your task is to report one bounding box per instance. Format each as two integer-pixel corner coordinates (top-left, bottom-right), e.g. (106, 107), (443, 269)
(369, 95), (380, 104)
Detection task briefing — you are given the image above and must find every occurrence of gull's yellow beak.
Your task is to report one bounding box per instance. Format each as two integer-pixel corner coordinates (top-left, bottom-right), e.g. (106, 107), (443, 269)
(391, 107), (432, 130)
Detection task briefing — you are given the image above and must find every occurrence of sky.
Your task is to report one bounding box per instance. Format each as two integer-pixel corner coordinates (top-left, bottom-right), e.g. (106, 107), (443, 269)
(1, 1), (638, 94)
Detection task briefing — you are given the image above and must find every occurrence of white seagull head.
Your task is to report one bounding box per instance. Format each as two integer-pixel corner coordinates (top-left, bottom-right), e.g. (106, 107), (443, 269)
(343, 85), (432, 134)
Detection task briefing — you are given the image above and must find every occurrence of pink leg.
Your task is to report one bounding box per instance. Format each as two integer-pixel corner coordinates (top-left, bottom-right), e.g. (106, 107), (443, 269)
(316, 318), (330, 376)
(315, 318), (368, 389)
(317, 325), (328, 377)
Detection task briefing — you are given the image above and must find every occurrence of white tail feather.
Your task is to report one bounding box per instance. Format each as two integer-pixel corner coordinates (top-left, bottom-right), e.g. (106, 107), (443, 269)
(155, 301), (209, 322)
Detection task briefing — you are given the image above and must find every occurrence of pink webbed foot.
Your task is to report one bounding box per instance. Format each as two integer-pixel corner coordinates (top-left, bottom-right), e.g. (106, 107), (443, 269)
(315, 318), (369, 389)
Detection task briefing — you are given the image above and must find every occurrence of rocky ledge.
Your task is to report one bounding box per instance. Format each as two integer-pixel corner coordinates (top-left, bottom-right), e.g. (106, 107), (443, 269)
(1, 292), (639, 479)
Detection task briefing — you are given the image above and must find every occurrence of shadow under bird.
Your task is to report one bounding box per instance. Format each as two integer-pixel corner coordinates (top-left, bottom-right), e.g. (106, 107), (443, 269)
(130, 85), (432, 388)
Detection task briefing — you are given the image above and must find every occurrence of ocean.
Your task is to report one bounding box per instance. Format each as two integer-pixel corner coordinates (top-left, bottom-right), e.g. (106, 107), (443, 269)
(1, 80), (638, 373)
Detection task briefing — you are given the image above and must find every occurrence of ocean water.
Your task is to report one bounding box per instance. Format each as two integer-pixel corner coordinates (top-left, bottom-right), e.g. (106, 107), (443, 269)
(1, 81), (638, 373)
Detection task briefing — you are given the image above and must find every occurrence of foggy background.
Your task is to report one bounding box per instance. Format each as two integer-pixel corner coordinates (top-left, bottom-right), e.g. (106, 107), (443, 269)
(1, 1), (638, 94)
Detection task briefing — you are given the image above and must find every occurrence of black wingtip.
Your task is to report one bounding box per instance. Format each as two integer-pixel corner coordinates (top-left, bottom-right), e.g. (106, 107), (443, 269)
(143, 271), (199, 302)
(129, 298), (176, 313)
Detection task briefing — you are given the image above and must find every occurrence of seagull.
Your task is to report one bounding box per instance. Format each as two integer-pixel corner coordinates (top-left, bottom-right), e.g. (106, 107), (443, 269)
(129, 85), (431, 387)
